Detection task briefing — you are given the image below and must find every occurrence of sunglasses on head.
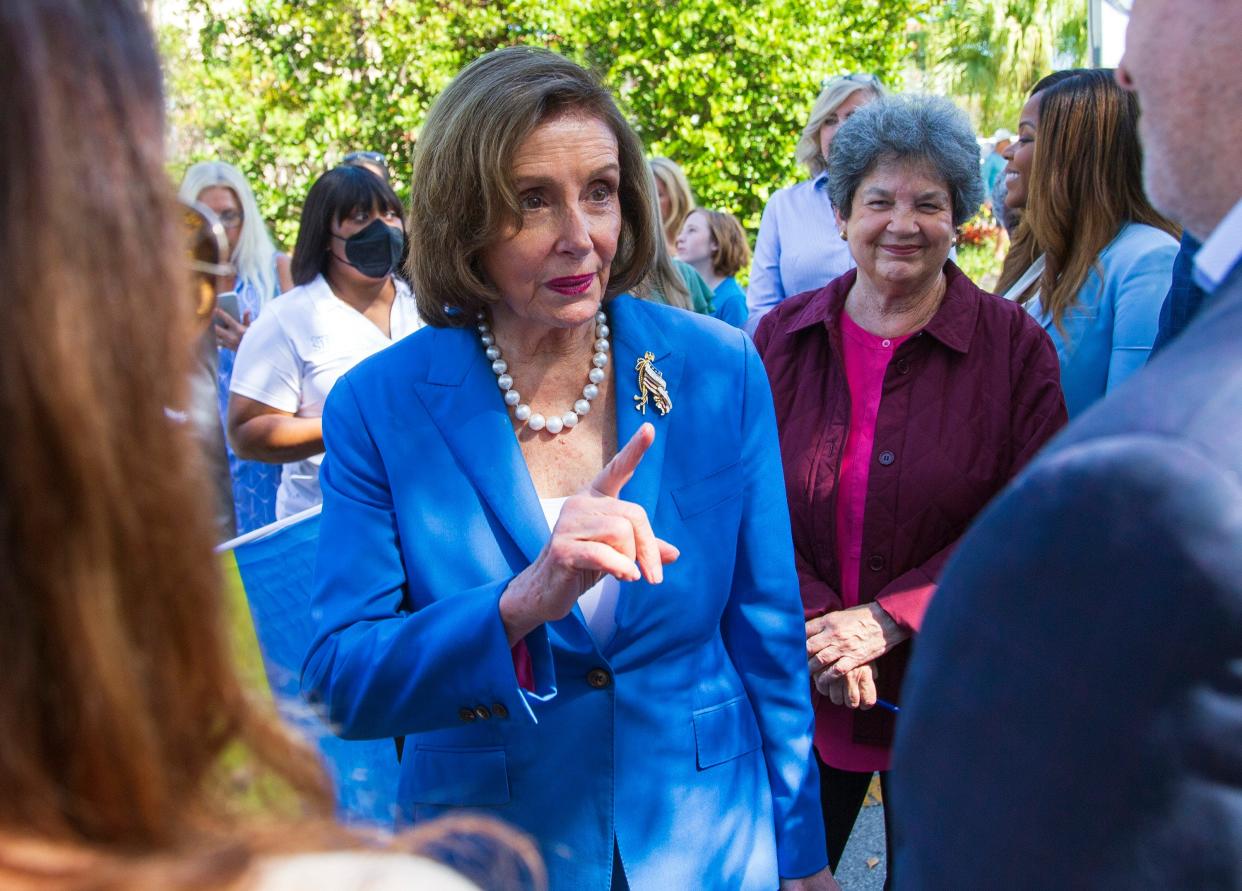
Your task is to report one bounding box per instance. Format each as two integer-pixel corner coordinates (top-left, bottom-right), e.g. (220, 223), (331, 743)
(822, 72), (880, 88)
(344, 150), (388, 167)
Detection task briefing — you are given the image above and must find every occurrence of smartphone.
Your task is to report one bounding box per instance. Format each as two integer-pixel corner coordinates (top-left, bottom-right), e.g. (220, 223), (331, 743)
(215, 290), (241, 322)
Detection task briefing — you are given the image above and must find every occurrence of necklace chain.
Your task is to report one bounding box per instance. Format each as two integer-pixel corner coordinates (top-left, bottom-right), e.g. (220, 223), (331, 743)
(478, 309), (609, 436)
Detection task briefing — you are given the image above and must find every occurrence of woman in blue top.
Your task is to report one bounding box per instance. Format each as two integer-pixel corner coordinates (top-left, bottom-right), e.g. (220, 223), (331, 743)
(676, 208), (751, 328)
(746, 75), (884, 334)
(996, 69), (1179, 417)
(302, 47), (835, 891)
(179, 161), (293, 533)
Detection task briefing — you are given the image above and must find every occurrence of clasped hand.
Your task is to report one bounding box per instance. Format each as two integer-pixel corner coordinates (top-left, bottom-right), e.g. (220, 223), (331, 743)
(499, 423), (679, 645)
(805, 603), (909, 709)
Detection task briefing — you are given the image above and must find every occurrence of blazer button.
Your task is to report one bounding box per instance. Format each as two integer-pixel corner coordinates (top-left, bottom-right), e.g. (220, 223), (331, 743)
(474, 705), (492, 720)
(868, 554), (886, 572)
(587, 668), (612, 689)
(492, 702), (509, 719)
(878, 450), (896, 466)
(459, 707), (477, 723)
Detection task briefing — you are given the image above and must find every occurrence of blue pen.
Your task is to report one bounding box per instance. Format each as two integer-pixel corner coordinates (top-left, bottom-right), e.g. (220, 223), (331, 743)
(876, 699), (900, 714)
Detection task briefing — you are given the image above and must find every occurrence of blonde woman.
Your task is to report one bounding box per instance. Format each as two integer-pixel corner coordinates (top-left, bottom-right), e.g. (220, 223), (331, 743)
(746, 75), (884, 333)
(650, 155), (695, 251)
(179, 160), (292, 534)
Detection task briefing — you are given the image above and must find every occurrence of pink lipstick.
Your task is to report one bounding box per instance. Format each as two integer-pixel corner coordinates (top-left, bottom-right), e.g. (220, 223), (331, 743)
(546, 273), (595, 296)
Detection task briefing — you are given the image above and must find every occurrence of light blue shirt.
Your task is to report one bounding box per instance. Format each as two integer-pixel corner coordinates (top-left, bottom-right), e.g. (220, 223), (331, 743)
(746, 172), (854, 335)
(1028, 222), (1178, 417)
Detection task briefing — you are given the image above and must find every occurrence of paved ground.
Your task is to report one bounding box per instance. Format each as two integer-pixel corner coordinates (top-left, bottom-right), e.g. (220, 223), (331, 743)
(833, 777), (887, 890)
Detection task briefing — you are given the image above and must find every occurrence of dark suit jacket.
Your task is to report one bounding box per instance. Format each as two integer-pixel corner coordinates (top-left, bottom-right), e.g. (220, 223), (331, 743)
(891, 256), (1242, 889)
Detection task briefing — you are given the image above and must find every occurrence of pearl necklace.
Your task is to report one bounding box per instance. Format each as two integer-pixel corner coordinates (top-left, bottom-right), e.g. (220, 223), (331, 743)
(478, 309), (610, 435)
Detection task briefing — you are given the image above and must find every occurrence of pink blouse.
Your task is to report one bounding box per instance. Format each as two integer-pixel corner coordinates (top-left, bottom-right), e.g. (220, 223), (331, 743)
(817, 310), (909, 772)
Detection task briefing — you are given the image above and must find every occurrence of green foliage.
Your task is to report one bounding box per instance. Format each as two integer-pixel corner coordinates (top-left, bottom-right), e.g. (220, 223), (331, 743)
(161, 0), (924, 246)
(913, 0), (1088, 134)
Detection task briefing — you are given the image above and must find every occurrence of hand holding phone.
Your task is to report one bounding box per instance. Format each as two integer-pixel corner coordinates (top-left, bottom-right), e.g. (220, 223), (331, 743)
(215, 290), (241, 322)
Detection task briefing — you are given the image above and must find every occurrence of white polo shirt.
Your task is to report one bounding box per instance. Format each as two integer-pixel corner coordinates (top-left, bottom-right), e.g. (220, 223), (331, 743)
(230, 273), (422, 518)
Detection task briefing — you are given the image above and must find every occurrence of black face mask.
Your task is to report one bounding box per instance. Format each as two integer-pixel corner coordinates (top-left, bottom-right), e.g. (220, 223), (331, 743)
(335, 217), (403, 279)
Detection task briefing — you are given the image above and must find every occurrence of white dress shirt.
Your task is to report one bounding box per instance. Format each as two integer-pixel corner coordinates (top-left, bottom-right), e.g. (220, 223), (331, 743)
(1193, 196), (1242, 292)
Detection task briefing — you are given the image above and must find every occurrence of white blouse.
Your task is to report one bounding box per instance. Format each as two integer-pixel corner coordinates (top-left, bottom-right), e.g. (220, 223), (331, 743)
(540, 496), (621, 648)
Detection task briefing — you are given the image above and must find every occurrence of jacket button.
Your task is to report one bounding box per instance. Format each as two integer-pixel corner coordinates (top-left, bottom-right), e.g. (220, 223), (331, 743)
(587, 668), (612, 689)
(868, 554), (885, 572)
(492, 702), (509, 719)
(878, 450), (895, 466)
(896, 359), (911, 375)
(474, 705), (492, 720)
(459, 707), (477, 723)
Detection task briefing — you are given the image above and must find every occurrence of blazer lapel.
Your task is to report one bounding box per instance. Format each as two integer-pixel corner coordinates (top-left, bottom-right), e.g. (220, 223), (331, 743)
(609, 296), (683, 524)
(604, 298), (685, 651)
(414, 327), (548, 566)
(413, 327), (598, 656)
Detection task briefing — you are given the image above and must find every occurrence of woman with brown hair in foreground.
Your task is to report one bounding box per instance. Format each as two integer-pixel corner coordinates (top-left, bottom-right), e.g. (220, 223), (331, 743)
(0, 2), (536, 888)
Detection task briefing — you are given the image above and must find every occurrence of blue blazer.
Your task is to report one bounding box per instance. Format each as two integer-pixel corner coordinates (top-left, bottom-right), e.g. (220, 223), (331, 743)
(302, 295), (826, 891)
(892, 258), (1242, 887)
(1029, 222), (1178, 417)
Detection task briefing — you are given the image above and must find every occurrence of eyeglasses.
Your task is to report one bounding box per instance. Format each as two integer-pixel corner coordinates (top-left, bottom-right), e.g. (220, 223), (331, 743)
(344, 150), (388, 167)
(217, 209), (244, 230)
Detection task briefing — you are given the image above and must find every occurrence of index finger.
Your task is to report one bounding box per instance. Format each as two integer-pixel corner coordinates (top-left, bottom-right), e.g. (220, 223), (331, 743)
(589, 422), (654, 499)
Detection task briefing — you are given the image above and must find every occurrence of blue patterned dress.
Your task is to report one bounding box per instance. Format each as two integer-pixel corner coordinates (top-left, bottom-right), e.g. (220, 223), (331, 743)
(216, 265), (283, 534)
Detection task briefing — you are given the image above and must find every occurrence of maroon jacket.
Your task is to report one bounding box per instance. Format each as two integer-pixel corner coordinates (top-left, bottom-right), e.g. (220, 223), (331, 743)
(754, 262), (1067, 747)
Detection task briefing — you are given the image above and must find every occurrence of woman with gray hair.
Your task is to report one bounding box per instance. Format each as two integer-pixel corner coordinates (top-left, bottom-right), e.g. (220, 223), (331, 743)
(746, 74), (884, 334)
(754, 95), (1068, 883)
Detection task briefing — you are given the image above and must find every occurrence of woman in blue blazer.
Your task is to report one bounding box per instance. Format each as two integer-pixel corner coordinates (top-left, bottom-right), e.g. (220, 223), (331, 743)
(301, 48), (832, 891)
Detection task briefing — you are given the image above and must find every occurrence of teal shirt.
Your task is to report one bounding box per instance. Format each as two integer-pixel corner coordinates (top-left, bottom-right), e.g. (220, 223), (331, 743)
(674, 258), (714, 315)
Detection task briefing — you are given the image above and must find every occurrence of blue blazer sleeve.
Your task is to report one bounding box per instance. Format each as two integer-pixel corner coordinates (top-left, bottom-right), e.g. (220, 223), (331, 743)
(723, 336), (828, 879)
(300, 376), (555, 740)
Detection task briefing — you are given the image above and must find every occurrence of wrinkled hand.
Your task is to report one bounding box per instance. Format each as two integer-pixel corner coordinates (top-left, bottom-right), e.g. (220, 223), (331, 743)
(820, 662), (878, 709)
(214, 308), (251, 351)
(806, 603), (909, 685)
(780, 865), (842, 891)
(499, 423), (679, 644)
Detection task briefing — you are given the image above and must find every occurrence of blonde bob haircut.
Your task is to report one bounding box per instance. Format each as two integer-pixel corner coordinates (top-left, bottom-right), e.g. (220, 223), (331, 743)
(649, 156), (694, 248)
(691, 209), (751, 279)
(795, 75), (886, 178)
(408, 46), (657, 328)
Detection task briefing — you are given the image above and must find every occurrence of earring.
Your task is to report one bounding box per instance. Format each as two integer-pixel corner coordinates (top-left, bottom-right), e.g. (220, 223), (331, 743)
(839, 227), (848, 241)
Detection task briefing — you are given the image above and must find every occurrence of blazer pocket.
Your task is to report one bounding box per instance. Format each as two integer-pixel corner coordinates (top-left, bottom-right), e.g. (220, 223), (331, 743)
(408, 745), (510, 806)
(692, 695), (762, 769)
(672, 462), (743, 520)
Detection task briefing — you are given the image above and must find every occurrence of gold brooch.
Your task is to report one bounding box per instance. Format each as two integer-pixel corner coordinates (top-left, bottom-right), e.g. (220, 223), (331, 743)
(633, 351), (672, 416)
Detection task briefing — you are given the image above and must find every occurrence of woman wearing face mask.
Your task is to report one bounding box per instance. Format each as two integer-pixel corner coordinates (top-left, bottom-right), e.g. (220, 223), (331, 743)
(228, 166), (423, 519)
(179, 161), (293, 536)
